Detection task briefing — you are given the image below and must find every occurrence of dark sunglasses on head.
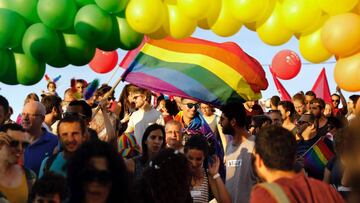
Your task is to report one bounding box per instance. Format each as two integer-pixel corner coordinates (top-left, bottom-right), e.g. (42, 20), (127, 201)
(9, 140), (30, 149)
(185, 103), (199, 109)
(81, 168), (112, 184)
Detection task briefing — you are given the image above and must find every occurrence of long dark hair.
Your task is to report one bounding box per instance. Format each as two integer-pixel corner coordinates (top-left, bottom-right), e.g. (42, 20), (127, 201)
(141, 124), (166, 164)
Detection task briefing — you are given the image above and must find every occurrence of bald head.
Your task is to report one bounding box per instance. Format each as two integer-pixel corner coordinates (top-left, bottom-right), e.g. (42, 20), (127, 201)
(22, 101), (45, 133)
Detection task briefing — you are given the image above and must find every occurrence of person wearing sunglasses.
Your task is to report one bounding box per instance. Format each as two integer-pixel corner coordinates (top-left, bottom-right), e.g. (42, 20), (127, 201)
(331, 86), (348, 118)
(0, 123), (36, 203)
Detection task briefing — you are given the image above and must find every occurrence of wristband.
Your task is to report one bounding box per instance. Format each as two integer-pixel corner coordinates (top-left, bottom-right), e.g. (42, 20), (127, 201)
(213, 173), (220, 180)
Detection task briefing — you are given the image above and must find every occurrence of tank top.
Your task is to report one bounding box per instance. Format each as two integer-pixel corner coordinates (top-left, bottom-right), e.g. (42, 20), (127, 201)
(190, 170), (209, 203)
(0, 173), (28, 203)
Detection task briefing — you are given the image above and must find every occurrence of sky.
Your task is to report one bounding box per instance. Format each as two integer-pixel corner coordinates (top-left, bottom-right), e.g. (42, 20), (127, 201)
(0, 26), (348, 120)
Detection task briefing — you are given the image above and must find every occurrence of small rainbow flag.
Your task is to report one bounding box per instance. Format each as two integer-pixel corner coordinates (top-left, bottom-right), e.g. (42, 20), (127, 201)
(120, 37), (268, 106)
(303, 137), (335, 179)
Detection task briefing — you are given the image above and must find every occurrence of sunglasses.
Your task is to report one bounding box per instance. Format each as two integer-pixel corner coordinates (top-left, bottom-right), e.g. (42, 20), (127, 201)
(9, 140), (30, 149)
(185, 103), (199, 109)
(332, 99), (340, 102)
(82, 168), (112, 184)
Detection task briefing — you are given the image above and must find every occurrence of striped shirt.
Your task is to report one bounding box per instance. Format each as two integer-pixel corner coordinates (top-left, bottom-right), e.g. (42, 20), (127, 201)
(190, 170), (209, 203)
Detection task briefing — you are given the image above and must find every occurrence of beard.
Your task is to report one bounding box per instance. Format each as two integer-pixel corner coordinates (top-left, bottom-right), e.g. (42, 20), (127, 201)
(222, 125), (234, 135)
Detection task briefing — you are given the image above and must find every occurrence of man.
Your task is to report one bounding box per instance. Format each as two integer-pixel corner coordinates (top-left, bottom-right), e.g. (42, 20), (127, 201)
(244, 100), (264, 117)
(125, 86), (164, 145)
(165, 120), (184, 151)
(220, 101), (257, 203)
(250, 125), (344, 203)
(41, 95), (62, 132)
(39, 115), (88, 177)
(22, 101), (58, 175)
(0, 95), (9, 127)
(292, 93), (306, 118)
(331, 86), (347, 117)
(310, 98), (328, 137)
(278, 101), (297, 135)
(266, 110), (282, 127)
(0, 123), (36, 203)
(269, 96), (280, 110)
(305, 91), (316, 112)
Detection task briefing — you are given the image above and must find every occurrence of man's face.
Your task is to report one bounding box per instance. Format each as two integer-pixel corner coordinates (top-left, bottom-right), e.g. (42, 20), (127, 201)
(181, 99), (199, 120)
(0, 130), (30, 165)
(48, 83), (56, 92)
(278, 105), (287, 121)
(305, 95), (315, 111)
(293, 100), (305, 116)
(200, 104), (213, 117)
(21, 103), (44, 132)
(58, 122), (86, 153)
(0, 106), (6, 126)
(268, 112), (282, 126)
(219, 113), (233, 135)
(165, 124), (183, 149)
(332, 95), (340, 108)
(245, 101), (255, 109)
(34, 194), (61, 203)
(76, 82), (85, 94)
(310, 103), (322, 118)
(132, 93), (146, 109)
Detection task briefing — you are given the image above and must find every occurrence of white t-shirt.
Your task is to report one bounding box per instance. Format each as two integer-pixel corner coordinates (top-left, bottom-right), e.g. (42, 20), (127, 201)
(128, 107), (165, 146)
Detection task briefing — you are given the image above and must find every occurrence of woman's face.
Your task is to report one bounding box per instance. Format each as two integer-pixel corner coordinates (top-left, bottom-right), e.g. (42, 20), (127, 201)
(186, 149), (205, 170)
(324, 104), (332, 117)
(146, 129), (164, 154)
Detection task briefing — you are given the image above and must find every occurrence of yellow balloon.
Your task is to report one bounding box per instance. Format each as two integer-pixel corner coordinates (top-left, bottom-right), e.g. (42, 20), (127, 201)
(126, 0), (165, 34)
(164, 4), (197, 39)
(210, 0), (242, 37)
(256, 2), (293, 45)
(334, 51), (360, 92)
(281, 0), (322, 32)
(229, 0), (270, 23)
(244, 0), (276, 31)
(322, 13), (360, 57)
(295, 14), (329, 38)
(147, 26), (168, 39)
(299, 28), (332, 63)
(197, 0), (221, 29)
(316, 0), (358, 15)
(177, 0), (211, 19)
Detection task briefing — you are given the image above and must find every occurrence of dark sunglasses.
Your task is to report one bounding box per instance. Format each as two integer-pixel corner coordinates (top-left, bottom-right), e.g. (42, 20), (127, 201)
(332, 99), (340, 102)
(185, 103), (199, 109)
(81, 168), (112, 184)
(9, 140), (30, 149)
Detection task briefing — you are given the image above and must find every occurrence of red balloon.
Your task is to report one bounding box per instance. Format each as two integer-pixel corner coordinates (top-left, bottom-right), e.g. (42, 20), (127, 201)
(271, 50), (301, 80)
(89, 49), (118, 73)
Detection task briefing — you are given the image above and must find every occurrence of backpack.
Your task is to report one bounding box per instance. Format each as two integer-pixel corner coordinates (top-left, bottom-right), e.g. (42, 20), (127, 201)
(258, 182), (290, 203)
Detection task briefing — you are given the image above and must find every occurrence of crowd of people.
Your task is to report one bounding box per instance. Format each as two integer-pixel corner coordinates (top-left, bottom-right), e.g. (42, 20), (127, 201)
(0, 78), (360, 203)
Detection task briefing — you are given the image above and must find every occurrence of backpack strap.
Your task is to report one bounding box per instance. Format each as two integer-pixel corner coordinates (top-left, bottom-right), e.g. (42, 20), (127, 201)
(43, 153), (59, 174)
(22, 166), (36, 194)
(258, 182), (290, 203)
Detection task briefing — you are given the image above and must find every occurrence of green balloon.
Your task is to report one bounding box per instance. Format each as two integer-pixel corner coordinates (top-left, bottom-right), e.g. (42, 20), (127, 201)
(74, 4), (113, 43)
(10, 0), (40, 24)
(0, 0), (11, 9)
(95, 0), (128, 13)
(0, 49), (11, 79)
(47, 33), (69, 68)
(0, 9), (27, 48)
(97, 16), (120, 51)
(14, 52), (45, 85)
(63, 32), (96, 66)
(117, 16), (143, 50)
(22, 23), (61, 63)
(1, 51), (18, 85)
(37, 0), (77, 30)
(75, 0), (94, 7)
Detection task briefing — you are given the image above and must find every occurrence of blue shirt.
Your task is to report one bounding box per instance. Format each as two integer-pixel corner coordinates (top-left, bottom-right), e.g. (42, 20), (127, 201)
(24, 129), (59, 175)
(39, 152), (67, 178)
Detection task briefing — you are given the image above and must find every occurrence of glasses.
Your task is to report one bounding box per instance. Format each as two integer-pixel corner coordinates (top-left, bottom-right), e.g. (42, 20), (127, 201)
(295, 105), (304, 110)
(21, 113), (43, 118)
(9, 140), (30, 149)
(332, 99), (340, 102)
(63, 112), (87, 120)
(184, 103), (199, 109)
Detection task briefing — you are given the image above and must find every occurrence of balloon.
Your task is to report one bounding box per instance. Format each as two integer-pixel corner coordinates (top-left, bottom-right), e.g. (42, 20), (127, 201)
(37, 0), (77, 30)
(299, 28), (332, 63)
(8, 0), (40, 24)
(295, 14), (329, 37)
(97, 16), (121, 51)
(95, 0), (128, 13)
(321, 13), (360, 57)
(147, 26), (168, 39)
(256, 2), (293, 45)
(0, 9), (27, 48)
(271, 50), (301, 80)
(164, 4), (197, 39)
(0, 0), (11, 9)
(316, 0), (358, 15)
(89, 49), (118, 74)
(63, 33), (96, 66)
(14, 52), (45, 85)
(210, 0), (242, 37)
(0, 49), (11, 79)
(244, 0), (276, 31)
(334, 52), (360, 92)
(74, 4), (113, 43)
(75, 0), (94, 7)
(117, 17), (144, 50)
(197, 0), (221, 29)
(126, 0), (165, 34)
(22, 23), (61, 62)
(177, 0), (210, 19)
(1, 52), (18, 85)
(281, 0), (322, 32)
(230, 0), (270, 23)
(47, 54), (69, 68)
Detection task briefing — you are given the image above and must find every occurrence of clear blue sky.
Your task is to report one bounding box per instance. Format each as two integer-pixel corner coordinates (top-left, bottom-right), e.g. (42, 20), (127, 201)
(1, 27), (348, 120)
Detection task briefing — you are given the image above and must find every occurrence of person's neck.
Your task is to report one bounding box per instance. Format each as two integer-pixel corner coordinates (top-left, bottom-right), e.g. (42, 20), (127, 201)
(148, 150), (157, 161)
(0, 159), (13, 177)
(29, 128), (44, 143)
(139, 103), (151, 112)
(232, 128), (251, 145)
(44, 114), (54, 128)
(302, 131), (316, 140)
(183, 115), (193, 126)
(63, 151), (73, 160)
(283, 118), (293, 126)
(264, 169), (297, 183)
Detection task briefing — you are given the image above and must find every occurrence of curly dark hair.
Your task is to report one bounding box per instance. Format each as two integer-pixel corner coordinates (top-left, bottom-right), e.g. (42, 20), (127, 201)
(29, 172), (68, 202)
(67, 140), (129, 203)
(184, 135), (209, 157)
(131, 148), (192, 203)
(141, 124), (166, 164)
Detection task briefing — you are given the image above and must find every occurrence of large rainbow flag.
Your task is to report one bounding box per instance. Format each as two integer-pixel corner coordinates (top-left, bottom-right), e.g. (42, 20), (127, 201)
(120, 37), (268, 106)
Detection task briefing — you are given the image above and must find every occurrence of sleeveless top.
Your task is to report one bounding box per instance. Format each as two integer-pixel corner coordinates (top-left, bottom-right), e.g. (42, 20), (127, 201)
(190, 170), (209, 203)
(0, 173), (28, 203)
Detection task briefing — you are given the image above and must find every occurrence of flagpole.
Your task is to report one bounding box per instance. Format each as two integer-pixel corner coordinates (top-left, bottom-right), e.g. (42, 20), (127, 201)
(301, 136), (324, 157)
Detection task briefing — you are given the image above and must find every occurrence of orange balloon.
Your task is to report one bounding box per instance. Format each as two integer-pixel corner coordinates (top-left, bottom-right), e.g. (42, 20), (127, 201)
(334, 51), (360, 92)
(322, 13), (360, 57)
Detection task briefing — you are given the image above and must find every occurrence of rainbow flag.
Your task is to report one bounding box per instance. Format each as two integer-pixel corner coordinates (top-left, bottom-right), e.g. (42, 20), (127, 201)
(120, 37), (268, 106)
(303, 137), (334, 179)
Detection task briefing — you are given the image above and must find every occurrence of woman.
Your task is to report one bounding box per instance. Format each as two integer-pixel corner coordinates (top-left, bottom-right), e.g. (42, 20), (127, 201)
(185, 135), (231, 203)
(67, 140), (129, 203)
(125, 124), (166, 178)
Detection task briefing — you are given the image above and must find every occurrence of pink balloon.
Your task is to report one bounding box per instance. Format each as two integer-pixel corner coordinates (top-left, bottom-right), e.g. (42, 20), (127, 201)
(271, 50), (301, 80)
(89, 49), (118, 74)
